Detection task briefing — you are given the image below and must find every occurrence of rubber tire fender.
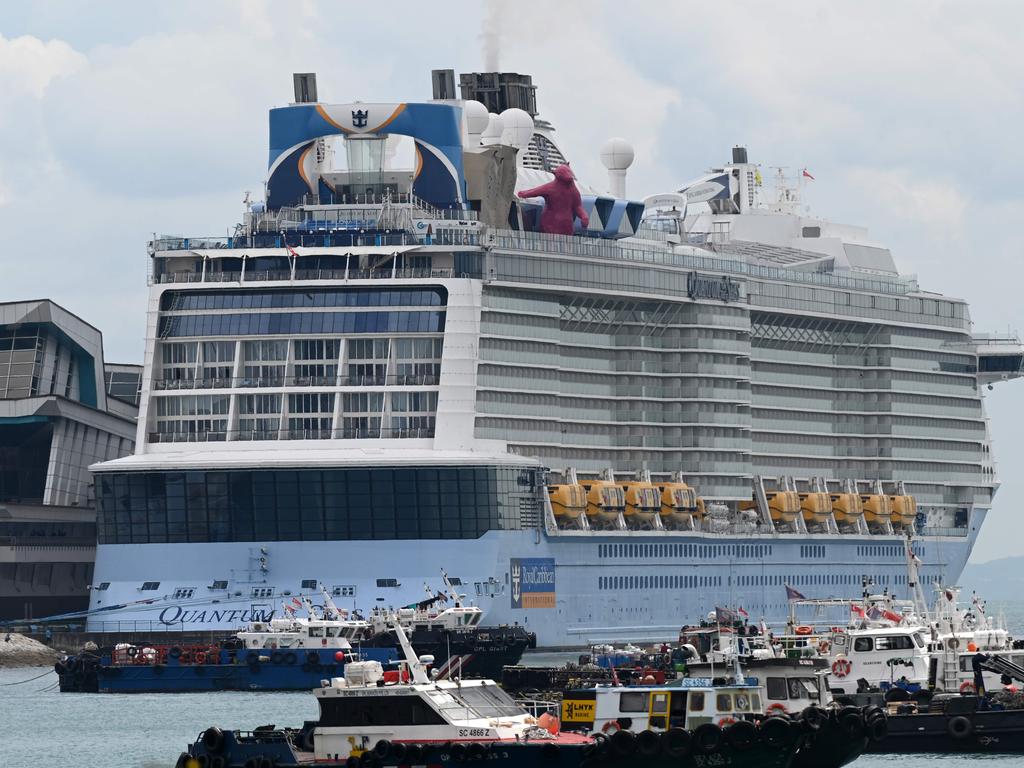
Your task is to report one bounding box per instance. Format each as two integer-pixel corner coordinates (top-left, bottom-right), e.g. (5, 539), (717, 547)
(468, 743), (486, 760)
(582, 732), (609, 759)
(867, 716), (889, 743)
(661, 727), (690, 758)
(725, 720), (758, 752)
(636, 730), (660, 757)
(270, 651), (284, 665)
(450, 742), (469, 762)
(405, 744), (424, 763)
(759, 716), (794, 750)
(284, 651), (297, 665)
(948, 715), (973, 740)
(799, 706), (827, 732)
(346, 757), (360, 768)
(884, 687), (910, 703)
(390, 742), (408, 762)
(609, 728), (636, 757)
(201, 727), (225, 754)
(692, 723), (723, 755)
(209, 756), (226, 768)
(306, 651), (320, 666)
(839, 712), (865, 740)
(373, 740), (392, 759)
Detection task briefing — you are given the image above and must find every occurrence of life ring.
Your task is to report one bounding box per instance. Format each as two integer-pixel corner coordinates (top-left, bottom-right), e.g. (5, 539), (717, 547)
(194, 651), (206, 665)
(832, 658), (852, 678)
(959, 681), (975, 695)
(948, 638), (960, 651)
(766, 703), (788, 716)
(795, 626), (813, 636)
(817, 639), (831, 654)
(126, 647), (139, 659)
(717, 716), (736, 727)
(601, 720), (621, 734)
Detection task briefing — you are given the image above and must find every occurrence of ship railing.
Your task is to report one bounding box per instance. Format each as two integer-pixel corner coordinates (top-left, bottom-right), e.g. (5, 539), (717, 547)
(918, 526), (969, 537)
(153, 267), (458, 285)
(153, 374), (441, 391)
(148, 426), (436, 443)
(515, 698), (560, 717)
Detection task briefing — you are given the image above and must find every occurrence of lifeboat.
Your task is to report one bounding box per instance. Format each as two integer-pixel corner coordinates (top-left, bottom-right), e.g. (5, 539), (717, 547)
(548, 483), (588, 527)
(580, 476), (626, 526)
(799, 492), (832, 525)
(861, 494), (892, 525)
(621, 480), (662, 528)
(761, 491), (799, 524)
(659, 478), (701, 529)
(889, 494), (917, 528)
(830, 493), (863, 525)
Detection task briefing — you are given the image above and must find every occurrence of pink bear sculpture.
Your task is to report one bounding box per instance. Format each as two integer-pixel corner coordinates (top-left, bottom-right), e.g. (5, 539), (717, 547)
(517, 164), (589, 235)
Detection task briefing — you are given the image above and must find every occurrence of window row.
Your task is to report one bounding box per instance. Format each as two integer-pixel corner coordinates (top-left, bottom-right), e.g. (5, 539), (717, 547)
(158, 311), (446, 338)
(597, 543), (772, 559)
(160, 287), (447, 311)
(95, 466), (543, 544)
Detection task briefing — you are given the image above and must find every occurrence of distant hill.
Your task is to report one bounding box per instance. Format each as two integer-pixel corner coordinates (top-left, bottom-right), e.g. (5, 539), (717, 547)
(960, 556), (1024, 601)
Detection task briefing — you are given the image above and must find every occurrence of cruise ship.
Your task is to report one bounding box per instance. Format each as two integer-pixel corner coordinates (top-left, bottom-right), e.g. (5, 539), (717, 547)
(85, 70), (1023, 647)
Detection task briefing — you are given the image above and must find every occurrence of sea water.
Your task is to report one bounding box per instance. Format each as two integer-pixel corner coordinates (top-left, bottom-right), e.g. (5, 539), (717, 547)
(4, 600), (1024, 768)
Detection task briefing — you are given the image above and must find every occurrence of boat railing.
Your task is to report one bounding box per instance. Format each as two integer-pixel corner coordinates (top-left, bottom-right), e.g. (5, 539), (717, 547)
(153, 373), (442, 391)
(515, 698), (561, 717)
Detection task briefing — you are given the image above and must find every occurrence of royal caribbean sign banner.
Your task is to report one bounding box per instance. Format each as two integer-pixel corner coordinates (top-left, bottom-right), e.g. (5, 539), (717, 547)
(510, 558), (556, 609)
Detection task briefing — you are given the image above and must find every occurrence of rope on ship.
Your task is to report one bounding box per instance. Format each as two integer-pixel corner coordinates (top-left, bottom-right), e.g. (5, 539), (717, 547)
(1, 669), (55, 686)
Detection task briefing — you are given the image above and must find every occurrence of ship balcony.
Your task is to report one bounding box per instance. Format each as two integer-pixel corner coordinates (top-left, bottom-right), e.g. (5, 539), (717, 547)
(153, 373), (441, 391)
(969, 333), (1024, 385)
(146, 426), (436, 443)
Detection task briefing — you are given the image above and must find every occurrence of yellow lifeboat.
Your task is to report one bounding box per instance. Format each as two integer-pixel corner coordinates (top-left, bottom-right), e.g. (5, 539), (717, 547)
(580, 477), (626, 523)
(830, 492), (864, 525)
(622, 480), (661, 526)
(861, 494), (892, 525)
(889, 494), (917, 528)
(548, 483), (588, 525)
(659, 479), (701, 527)
(799, 492), (832, 525)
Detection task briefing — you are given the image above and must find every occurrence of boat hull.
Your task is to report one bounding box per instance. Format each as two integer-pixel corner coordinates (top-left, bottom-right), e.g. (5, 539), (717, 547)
(867, 709), (1024, 753)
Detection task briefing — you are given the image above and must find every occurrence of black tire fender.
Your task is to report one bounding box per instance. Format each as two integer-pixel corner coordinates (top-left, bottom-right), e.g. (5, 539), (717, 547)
(201, 727), (225, 754)
(868, 716), (889, 743)
(839, 712), (865, 740)
(662, 727), (691, 758)
(373, 740), (392, 759)
(725, 720), (758, 751)
(636, 730), (660, 757)
(692, 723), (723, 755)
(759, 716), (794, 749)
(948, 715), (973, 740)
(609, 728), (636, 757)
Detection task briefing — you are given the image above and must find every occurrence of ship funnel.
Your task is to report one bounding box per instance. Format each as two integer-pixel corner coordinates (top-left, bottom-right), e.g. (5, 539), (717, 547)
(293, 73), (318, 104)
(732, 146), (748, 164)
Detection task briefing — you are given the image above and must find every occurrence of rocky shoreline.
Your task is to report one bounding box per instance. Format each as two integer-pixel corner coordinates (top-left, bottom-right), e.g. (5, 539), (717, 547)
(0, 633), (61, 668)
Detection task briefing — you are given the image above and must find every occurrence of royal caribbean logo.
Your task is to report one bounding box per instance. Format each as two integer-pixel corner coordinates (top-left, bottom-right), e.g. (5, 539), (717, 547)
(352, 109), (369, 128)
(510, 558), (556, 609)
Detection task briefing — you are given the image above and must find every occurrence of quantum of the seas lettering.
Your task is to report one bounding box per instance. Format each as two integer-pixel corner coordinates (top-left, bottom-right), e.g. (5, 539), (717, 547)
(687, 272), (741, 302)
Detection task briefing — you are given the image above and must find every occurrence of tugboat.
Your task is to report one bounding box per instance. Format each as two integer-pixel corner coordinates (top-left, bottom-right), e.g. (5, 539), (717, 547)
(176, 621), (811, 768)
(868, 653), (1024, 753)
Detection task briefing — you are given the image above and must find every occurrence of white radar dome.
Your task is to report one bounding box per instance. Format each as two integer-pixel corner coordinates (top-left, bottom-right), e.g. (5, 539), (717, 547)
(600, 138), (635, 171)
(464, 100), (489, 144)
(481, 112), (505, 146)
(500, 108), (535, 150)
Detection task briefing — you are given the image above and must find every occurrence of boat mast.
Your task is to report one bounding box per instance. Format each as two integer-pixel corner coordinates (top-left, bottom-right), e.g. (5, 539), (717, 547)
(389, 618), (431, 684)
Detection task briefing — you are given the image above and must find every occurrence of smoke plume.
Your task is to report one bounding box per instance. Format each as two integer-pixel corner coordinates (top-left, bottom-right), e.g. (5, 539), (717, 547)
(481, 1), (503, 71)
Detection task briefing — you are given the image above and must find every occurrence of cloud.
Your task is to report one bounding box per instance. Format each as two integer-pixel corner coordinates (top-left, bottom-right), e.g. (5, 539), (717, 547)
(844, 166), (969, 239)
(0, 33), (85, 100)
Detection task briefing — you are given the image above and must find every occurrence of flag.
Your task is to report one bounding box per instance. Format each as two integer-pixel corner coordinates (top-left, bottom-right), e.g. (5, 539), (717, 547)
(802, 169), (815, 180)
(754, 169), (763, 186)
(850, 603), (866, 619)
(882, 608), (903, 624)
(716, 606), (740, 624)
(785, 584), (806, 601)
(292, 597), (303, 608)
(738, 607), (749, 618)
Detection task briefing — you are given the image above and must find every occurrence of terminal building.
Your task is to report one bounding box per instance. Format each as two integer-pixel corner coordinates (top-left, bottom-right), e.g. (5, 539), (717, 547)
(0, 300), (139, 621)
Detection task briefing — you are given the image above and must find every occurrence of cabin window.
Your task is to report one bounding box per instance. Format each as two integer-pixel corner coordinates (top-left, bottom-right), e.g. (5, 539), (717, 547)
(875, 635), (914, 651)
(325, 626), (339, 637)
(619, 692), (649, 712)
(751, 693), (761, 711)
(689, 693), (705, 711)
(376, 578), (399, 588)
(173, 587), (196, 599)
(766, 678), (789, 700)
(140, 581), (161, 591)
(301, 579), (318, 589)
(912, 633), (924, 648)
(716, 693), (731, 712)
(210, 580), (228, 590)
(853, 637), (873, 652)
(319, 694), (447, 727)
(734, 693), (751, 712)
(309, 626), (324, 637)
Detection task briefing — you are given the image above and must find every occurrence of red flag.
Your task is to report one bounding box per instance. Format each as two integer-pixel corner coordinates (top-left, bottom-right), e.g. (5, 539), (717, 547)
(738, 607), (749, 618)
(850, 603), (866, 618)
(292, 597), (303, 608)
(802, 169), (815, 180)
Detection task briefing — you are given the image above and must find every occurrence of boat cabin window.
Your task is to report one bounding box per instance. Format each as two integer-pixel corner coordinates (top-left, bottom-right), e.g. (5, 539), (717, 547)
(734, 693), (751, 712)
(766, 678), (789, 700)
(325, 626), (340, 637)
(619, 692), (649, 712)
(319, 693), (446, 727)
(309, 626), (324, 638)
(874, 635), (914, 651)
(716, 693), (731, 712)
(912, 633), (924, 648)
(689, 692), (705, 711)
(853, 637), (873, 652)
(788, 678), (819, 701)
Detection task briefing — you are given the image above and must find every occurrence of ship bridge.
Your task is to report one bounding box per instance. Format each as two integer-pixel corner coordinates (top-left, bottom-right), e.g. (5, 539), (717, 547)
(971, 333), (1024, 385)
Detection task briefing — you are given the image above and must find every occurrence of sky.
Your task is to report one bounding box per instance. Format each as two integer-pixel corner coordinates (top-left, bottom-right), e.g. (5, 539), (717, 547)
(1, 1), (1022, 562)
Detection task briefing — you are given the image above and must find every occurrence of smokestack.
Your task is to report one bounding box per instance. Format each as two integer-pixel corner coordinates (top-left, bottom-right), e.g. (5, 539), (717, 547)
(293, 73), (318, 104)
(431, 69), (456, 100)
(732, 146), (748, 164)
